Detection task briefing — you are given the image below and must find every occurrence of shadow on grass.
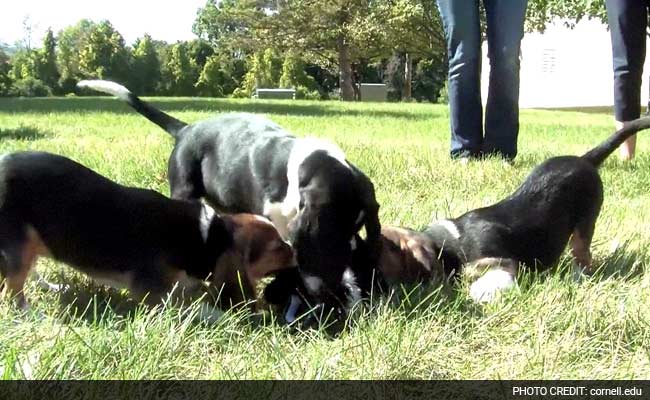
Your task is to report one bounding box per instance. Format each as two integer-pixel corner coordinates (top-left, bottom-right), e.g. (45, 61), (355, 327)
(0, 126), (48, 140)
(0, 96), (441, 121)
(53, 276), (141, 324)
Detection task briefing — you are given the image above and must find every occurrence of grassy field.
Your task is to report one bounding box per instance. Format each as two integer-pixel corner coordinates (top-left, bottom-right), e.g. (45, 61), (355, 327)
(0, 97), (649, 379)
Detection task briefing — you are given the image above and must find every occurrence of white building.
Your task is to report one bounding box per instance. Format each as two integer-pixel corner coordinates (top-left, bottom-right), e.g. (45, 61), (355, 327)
(481, 19), (650, 109)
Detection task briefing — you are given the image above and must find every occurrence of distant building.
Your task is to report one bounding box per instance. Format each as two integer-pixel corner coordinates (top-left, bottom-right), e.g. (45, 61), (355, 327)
(480, 19), (650, 109)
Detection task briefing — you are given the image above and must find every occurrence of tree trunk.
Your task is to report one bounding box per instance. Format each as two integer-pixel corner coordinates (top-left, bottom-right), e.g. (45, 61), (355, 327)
(403, 52), (412, 101)
(338, 36), (355, 101)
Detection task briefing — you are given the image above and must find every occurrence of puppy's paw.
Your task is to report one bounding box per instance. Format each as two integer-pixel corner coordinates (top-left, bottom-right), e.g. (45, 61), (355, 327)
(469, 269), (516, 303)
(34, 274), (69, 293)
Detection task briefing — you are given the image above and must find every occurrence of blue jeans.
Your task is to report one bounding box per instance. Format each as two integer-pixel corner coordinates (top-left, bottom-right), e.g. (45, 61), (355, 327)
(437, 0), (528, 160)
(606, 0), (650, 122)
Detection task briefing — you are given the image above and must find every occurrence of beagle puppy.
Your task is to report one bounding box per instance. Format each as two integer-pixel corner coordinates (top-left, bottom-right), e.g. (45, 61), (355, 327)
(0, 152), (294, 312)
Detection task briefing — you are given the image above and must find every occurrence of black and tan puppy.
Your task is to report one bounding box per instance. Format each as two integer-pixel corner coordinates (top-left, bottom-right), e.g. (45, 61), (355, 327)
(0, 152), (294, 312)
(381, 117), (650, 302)
(77, 80), (381, 314)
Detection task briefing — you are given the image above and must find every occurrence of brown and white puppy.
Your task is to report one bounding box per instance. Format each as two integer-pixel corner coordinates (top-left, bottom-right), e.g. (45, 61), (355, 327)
(264, 226), (446, 324)
(0, 151), (294, 313)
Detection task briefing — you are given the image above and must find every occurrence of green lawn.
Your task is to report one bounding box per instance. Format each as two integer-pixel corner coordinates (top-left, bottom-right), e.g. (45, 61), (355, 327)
(0, 97), (649, 379)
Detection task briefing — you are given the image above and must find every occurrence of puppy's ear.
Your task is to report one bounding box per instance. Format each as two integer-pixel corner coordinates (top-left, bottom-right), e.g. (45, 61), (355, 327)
(242, 229), (267, 267)
(353, 167), (382, 265)
(211, 249), (252, 307)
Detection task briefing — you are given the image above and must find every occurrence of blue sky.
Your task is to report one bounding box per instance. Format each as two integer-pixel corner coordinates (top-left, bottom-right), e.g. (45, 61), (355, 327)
(0, 0), (207, 46)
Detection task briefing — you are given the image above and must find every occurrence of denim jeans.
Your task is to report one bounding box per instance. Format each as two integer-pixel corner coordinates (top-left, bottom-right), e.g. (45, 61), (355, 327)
(606, 0), (650, 122)
(437, 0), (528, 160)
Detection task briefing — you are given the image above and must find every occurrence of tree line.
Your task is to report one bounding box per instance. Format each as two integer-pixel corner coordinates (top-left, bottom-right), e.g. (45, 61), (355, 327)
(0, 0), (605, 101)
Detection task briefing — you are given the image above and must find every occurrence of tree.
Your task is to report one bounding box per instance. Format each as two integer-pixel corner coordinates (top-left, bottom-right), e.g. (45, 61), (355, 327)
(187, 39), (215, 70)
(526, 0), (606, 32)
(196, 54), (239, 96)
(195, 0), (392, 101)
(165, 42), (198, 96)
(57, 19), (97, 93)
(131, 34), (161, 94)
(38, 28), (60, 92)
(79, 20), (130, 82)
(235, 48), (283, 97)
(0, 49), (13, 96)
(279, 52), (321, 98)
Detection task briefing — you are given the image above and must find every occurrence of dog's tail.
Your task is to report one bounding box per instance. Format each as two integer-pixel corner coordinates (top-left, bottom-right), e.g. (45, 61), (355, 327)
(582, 116), (650, 167)
(77, 80), (187, 139)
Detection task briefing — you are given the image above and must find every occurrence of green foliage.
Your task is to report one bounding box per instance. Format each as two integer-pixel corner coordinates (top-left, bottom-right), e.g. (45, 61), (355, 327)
(412, 56), (447, 103)
(37, 29), (60, 93)
(56, 19), (97, 93)
(79, 20), (130, 81)
(12, 77), (52, 97)
(195, 54), (238, 97)
(0, 50), (12, 96)
(131, 34), (161, 95)
(279, 52), (321, 99)
(165, 43), (199, 96)
(8, 50), (34, 82)
(526, 0), (606, 32)
(235, 49), (283, 98)
(187, 39), (214, 70)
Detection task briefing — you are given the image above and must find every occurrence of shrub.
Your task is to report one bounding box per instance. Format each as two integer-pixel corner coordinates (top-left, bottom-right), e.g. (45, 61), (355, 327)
(12, 77), (52, 97)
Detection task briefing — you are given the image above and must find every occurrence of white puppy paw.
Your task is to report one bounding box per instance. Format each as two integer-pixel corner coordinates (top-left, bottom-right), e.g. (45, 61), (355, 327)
(469, 269), (516, 303)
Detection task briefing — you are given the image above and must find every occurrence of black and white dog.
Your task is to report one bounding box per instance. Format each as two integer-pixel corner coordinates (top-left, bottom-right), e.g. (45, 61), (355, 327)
(77, 80), (381, 312)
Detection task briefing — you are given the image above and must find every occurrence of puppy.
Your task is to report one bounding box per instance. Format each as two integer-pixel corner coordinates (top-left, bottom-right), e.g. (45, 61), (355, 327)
(383, 117), (650, 303)
(265, 228), (445, 324)
(0, 152), (294, 312)
(77, 80), (381, 314)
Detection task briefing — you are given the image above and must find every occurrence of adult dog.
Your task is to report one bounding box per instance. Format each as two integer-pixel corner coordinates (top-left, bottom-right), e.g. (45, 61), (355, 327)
(77, 80), (381, 312)
(0, 152), (294, 312)
(266, 117), (650, 319)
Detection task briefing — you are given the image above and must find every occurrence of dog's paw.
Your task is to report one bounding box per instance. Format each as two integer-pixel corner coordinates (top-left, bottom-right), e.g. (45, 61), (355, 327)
(469, 269), (516, 303)
(35, 274), (70, 293)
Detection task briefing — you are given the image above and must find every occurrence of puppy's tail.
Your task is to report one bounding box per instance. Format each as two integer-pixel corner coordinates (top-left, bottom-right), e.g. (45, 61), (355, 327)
(77, 80), (187, 139)
(582, 116), (650, 167)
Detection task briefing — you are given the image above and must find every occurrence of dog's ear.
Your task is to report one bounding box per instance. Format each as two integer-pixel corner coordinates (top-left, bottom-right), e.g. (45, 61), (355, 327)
(378, 227), (438, 285)
(211, 249), (253, 307)
(353, 166), (382, 265)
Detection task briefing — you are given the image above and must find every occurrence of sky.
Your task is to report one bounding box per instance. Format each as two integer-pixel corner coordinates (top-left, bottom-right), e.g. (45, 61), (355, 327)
(0, 0), (208, 47)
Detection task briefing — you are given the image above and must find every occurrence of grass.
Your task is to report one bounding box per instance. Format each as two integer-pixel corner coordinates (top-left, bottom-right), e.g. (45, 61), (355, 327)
(0, 97), (649, 379)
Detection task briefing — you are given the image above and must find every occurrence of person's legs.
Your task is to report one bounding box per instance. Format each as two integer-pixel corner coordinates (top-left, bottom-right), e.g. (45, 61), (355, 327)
(606, 0), (648, 160)
(437, 0), (483, 159)
(482, 0), (527, 160)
